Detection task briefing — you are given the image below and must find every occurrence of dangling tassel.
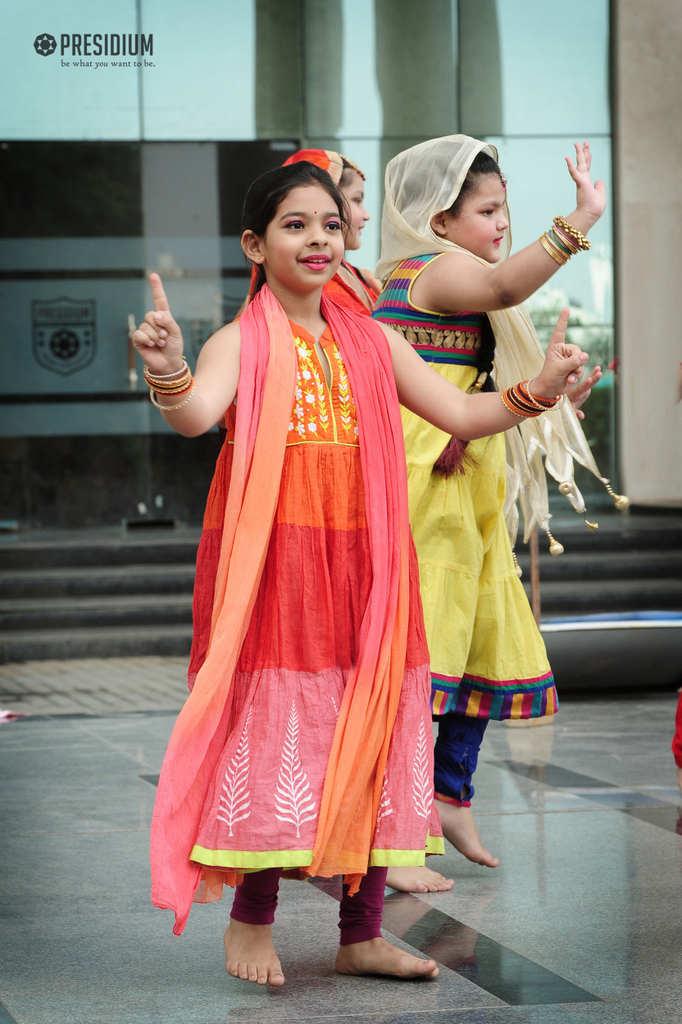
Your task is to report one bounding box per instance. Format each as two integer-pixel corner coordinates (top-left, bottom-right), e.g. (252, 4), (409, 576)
(512, 550), (523, 578)
(603, 480), (630, 510)
(433, 436), (468, 477)
(558, 481), (599, 534)
(545, 528), (564, 556)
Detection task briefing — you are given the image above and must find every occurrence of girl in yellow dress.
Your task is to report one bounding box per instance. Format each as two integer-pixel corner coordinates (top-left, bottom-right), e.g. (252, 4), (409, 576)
(373, 136), (609, 888)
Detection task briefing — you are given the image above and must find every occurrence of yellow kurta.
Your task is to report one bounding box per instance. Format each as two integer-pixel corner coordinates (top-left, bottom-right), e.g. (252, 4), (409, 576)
(373, 254), (556, 720)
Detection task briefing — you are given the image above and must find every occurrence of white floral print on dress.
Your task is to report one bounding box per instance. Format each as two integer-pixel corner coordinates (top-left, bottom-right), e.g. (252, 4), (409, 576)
(216, 704), (254, 837)
(274, 700), (317, 839)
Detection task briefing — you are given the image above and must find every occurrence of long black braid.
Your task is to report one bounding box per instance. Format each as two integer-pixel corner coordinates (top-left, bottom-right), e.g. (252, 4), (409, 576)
(476, 314), (497, 392)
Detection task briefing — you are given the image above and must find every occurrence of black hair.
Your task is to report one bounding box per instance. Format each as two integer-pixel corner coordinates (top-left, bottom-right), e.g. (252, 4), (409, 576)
(241, 162), (350, 296)
(446, 150), (504, 219)
(339, 157), (363, 189)
(476, 315), (497, 392)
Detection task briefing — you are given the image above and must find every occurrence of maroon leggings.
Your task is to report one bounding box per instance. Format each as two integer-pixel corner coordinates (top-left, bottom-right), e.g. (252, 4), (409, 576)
(230, 866), (388, 945)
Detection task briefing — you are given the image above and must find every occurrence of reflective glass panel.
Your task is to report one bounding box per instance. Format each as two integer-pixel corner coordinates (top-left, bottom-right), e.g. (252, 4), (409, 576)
(1, 0), (141, 140)
(496, 0), (610, 136)
(140, 0), (257, 140)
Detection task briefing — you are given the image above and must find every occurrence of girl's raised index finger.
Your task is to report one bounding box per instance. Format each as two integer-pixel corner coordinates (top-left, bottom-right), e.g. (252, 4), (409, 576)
(149, 273), (170, 312)
(548, 307), (570, 346)
(555, 306), (570, 330)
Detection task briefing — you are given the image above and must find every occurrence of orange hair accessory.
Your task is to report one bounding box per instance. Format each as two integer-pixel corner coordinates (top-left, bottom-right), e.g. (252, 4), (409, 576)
(282, 148), (365, 184)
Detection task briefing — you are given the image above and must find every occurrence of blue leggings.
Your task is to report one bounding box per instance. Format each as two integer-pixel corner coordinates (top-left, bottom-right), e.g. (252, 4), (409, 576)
(434, 712), (488, 806)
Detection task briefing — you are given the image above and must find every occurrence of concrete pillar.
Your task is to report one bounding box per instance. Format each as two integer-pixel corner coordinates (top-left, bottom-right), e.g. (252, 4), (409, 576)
(304, 0), (344, 140)
(614, 0), (682, 505)
(374, 0), (458, 171)
(458, 0), (502, 137)
(255, 0), (303, 139)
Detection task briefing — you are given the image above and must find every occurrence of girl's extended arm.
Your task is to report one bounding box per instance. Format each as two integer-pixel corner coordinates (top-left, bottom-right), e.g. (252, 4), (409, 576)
(134, 278), (586, 442)
(419, 143), (606, 313)
(383, 309), (587, 440)
(132, 274), (241, 436)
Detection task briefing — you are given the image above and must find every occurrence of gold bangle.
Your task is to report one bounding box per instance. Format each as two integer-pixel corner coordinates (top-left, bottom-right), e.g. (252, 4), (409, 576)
(548, 225), (577, 258)
(149, 387), (195, 411)
(144, 365), (193, 394)
(146, 376), (192, 391)
(144, 363), (193, 393)
(523, 378), (563, 410)
(144, 380), (193, 393)
(523, 378), (552, 410)
(540, 231), (569, 264)
(539, 233), (568, 266)
(551, 224), (579, 255)
(522, 383), (565, 411)
(553, 216), (591, 251)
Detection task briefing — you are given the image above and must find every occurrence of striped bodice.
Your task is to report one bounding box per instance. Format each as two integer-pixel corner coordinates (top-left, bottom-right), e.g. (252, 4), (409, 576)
(372, 253), (485, 365)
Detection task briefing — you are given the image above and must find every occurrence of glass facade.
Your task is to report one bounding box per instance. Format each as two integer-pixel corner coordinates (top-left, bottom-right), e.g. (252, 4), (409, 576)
(0, 0), (613, 526)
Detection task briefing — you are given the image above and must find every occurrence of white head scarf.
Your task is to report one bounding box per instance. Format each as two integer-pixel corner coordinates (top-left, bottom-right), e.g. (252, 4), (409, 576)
(377, 135), (510, 280)
(376, 134), (616, 547)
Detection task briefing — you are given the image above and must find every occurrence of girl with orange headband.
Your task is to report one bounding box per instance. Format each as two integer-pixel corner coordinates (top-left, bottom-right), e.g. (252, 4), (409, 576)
(133, 160), (589, 987)
(240, 148), (381, 315)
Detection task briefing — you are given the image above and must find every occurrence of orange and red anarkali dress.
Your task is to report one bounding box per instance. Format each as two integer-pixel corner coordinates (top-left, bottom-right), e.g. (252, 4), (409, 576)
(150, 288), (443, 934)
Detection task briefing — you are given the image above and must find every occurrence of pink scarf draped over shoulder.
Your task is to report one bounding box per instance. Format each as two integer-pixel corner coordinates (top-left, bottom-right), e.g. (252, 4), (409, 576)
(150, 286), (413, 935)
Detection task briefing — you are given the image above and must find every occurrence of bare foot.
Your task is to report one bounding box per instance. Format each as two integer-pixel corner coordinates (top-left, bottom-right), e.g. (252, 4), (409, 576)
(223, 919), (285, 986)
(438, 802), (499, 868)
(676, 764), (682, 797)
(336, 936), (439, 979)
(385, 865), (454, 893)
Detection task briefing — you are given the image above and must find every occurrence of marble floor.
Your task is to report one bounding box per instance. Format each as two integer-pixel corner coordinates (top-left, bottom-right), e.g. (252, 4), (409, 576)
(1, 680), (682, 1024)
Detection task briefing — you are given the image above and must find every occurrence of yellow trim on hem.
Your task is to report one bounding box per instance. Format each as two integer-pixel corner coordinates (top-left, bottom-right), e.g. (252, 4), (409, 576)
(370, 850), (422, 867)
(190, 846), (313, 869)
(370, 833), (445, 865)
(426, 834), (446, 855)
(191, 837), (445, 871)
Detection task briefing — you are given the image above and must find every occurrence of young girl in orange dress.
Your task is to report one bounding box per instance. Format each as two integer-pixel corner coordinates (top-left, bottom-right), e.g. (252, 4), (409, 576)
(239, 148), (381, 315)
(133, 160), (589, 987)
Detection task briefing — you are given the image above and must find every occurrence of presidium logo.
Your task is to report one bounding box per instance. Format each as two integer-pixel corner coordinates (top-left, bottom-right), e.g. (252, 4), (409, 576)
(33, 34), (57, 56)
(32, 298), (97, 376)
(33, 32), (154, 64)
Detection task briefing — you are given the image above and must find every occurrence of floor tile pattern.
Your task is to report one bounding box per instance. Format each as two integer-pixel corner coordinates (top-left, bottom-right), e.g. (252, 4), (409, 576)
(1, 660), (681, 1023)
(496, 759), (682, 833)
(0, 656), (189, 715)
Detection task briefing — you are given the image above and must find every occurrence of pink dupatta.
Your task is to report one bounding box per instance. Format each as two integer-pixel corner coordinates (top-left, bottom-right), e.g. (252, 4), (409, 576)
(150, 286), (413, 934)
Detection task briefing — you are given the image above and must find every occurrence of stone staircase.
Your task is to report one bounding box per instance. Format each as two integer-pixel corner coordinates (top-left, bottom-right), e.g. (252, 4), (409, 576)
(1, 515), (681, 665)
(516, 515), (682, 617)
(0, 528), (199, 663)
